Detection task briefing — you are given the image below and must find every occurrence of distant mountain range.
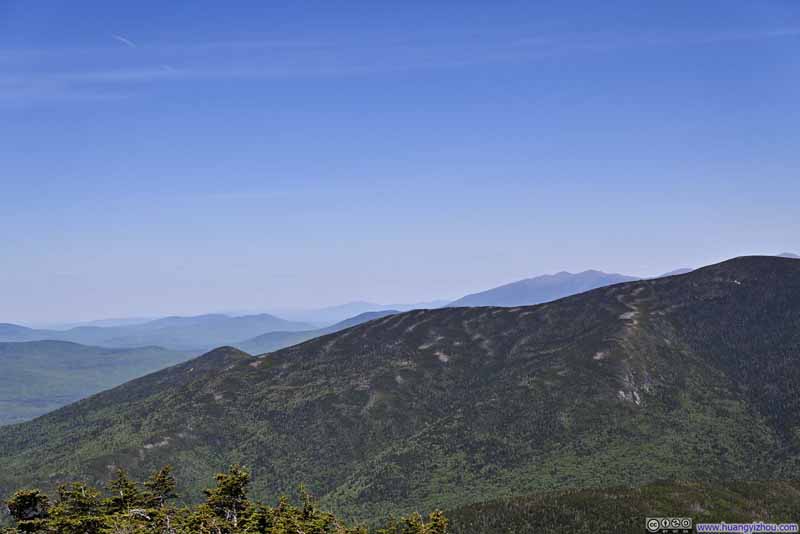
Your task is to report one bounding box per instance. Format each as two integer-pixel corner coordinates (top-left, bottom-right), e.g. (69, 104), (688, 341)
(4, 254), (794, 353)
(0, 311), (399, 424)
(0, 313), (313, 352)
(269, 300), (450, 325)
(448, 270), (640, 307)
(0, 340), (189, 425)
(3, 256), (799, 521)
(446, 254), (793, 308)
(36, 317), (156, 330)
(237, 310), (399, 355)
(658, 267), (694, 277)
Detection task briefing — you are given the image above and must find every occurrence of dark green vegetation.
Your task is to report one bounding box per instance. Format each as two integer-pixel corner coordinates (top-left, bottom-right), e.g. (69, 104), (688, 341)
(0, 341), (189, 425)
(448, 269), (638, 307)
(3, 465), (448, 533)
(2, 256), (800, 522)
(238, 311), (398, 355)
(446, 480), (800, 533)
(0, 314), (312, 352)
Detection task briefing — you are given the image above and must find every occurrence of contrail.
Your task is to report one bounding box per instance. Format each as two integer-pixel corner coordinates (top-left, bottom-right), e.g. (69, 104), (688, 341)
(111, 34), (137, 48)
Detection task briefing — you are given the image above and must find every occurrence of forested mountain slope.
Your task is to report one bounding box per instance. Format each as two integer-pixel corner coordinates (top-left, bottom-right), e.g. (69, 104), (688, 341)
(2, 256), (800, 522)
(0, 341), (189, 425)
(447, 480), (800, 534)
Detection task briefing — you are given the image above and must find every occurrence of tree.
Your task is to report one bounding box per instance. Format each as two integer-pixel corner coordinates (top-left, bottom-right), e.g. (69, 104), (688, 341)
(5, 489), (50, 533)
(48, 482), (104, 534)
(425, 511), (448, 534)
(4, 466), (447, 534)
(203, 465), (251, 528)
(143, 465), (177, 508)
(105, 468), (143, 514)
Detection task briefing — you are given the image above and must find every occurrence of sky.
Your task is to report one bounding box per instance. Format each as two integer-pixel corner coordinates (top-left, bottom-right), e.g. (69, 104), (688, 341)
(1, 1), (799, 324)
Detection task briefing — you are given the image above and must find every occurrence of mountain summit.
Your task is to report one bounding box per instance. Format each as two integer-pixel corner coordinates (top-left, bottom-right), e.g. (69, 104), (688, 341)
(449, 269), (638, 307)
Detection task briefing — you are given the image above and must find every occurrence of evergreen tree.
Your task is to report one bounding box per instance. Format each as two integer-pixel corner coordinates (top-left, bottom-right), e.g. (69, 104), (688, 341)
(5, 489), (49, 534)
(202, 465), (251, 528)
(143, 465), (177, 509)
(48, 482), (104, 534)
(2, 466), (448, 534)
(105, 468), (143, 514)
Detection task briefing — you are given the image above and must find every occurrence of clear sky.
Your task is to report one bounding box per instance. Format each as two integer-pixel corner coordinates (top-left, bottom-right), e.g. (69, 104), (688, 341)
(1, 1), (799, 324)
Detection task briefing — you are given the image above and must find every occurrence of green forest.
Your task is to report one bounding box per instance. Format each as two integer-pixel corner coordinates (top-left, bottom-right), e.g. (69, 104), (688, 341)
(2, 466), (447, 534)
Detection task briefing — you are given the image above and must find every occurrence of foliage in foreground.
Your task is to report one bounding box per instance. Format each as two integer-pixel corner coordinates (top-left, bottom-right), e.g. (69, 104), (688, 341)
(3, 466), (447, 534)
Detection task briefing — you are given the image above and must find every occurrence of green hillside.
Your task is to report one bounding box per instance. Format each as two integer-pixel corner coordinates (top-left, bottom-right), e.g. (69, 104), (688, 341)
(447, 480), (800, 533)
(1, 256), (799, 523)
(0, 341), (190, 425)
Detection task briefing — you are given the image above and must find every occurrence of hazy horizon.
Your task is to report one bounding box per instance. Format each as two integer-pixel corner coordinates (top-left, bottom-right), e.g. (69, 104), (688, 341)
(6, 252), (798, 326)
(3, 1), (799, 323)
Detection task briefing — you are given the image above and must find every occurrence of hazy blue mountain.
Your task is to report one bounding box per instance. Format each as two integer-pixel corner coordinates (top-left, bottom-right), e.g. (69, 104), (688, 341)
(449, 269), (639, 307)
(658, 267), (693, 277)
(0, 323), (43, 342)
(272, 301), (448, 324)
(0, 340), (190, 425)
(237, 310), (399, 355)
(35, 317), (156, 330)
(779, 252), (800, 259)
(0, 314), (313, 352)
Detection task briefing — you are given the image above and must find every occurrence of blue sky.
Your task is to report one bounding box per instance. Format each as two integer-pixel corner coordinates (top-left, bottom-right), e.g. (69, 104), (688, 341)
(1, 1), (799, 323)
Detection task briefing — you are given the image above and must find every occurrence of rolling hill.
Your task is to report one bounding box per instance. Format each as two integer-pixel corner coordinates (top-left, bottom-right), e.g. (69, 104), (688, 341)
(237, 310), (399, 355)
(0, 341), (190, 425)
(1, 256), (800, 522)
(0, 313), (312, 352)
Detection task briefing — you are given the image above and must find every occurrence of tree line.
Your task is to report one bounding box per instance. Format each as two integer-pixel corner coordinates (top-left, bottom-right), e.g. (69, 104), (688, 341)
(3, 465), (447, 534)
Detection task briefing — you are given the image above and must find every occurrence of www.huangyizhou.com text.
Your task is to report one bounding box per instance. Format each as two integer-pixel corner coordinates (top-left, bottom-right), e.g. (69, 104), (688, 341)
(696, 522), (800, 533)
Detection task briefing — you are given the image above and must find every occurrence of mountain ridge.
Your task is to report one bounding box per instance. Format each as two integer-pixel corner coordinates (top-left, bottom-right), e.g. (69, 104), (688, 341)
(0, 313), (312, 352)
(2, 256), (799, 521)
(448, 269), (639, 307)
(237, 310), (399, 355)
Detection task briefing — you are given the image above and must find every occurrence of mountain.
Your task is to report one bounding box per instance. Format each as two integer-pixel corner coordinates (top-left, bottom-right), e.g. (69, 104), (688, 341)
(779, 252), (800, 259)
(237, 310), (399, 355)
(0, 313), (313, 352)
(96, 313), (313, 351)
(270, 301), (449, 325)
(0, 341), (190, 425)
(36, 317), (156, 330)
(0, 323), (41, 342)
(447, 480), (800, 534)
(449, 269), (639, 307)
(2, 256), (800, 522)
(658, 267), (693, 277)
